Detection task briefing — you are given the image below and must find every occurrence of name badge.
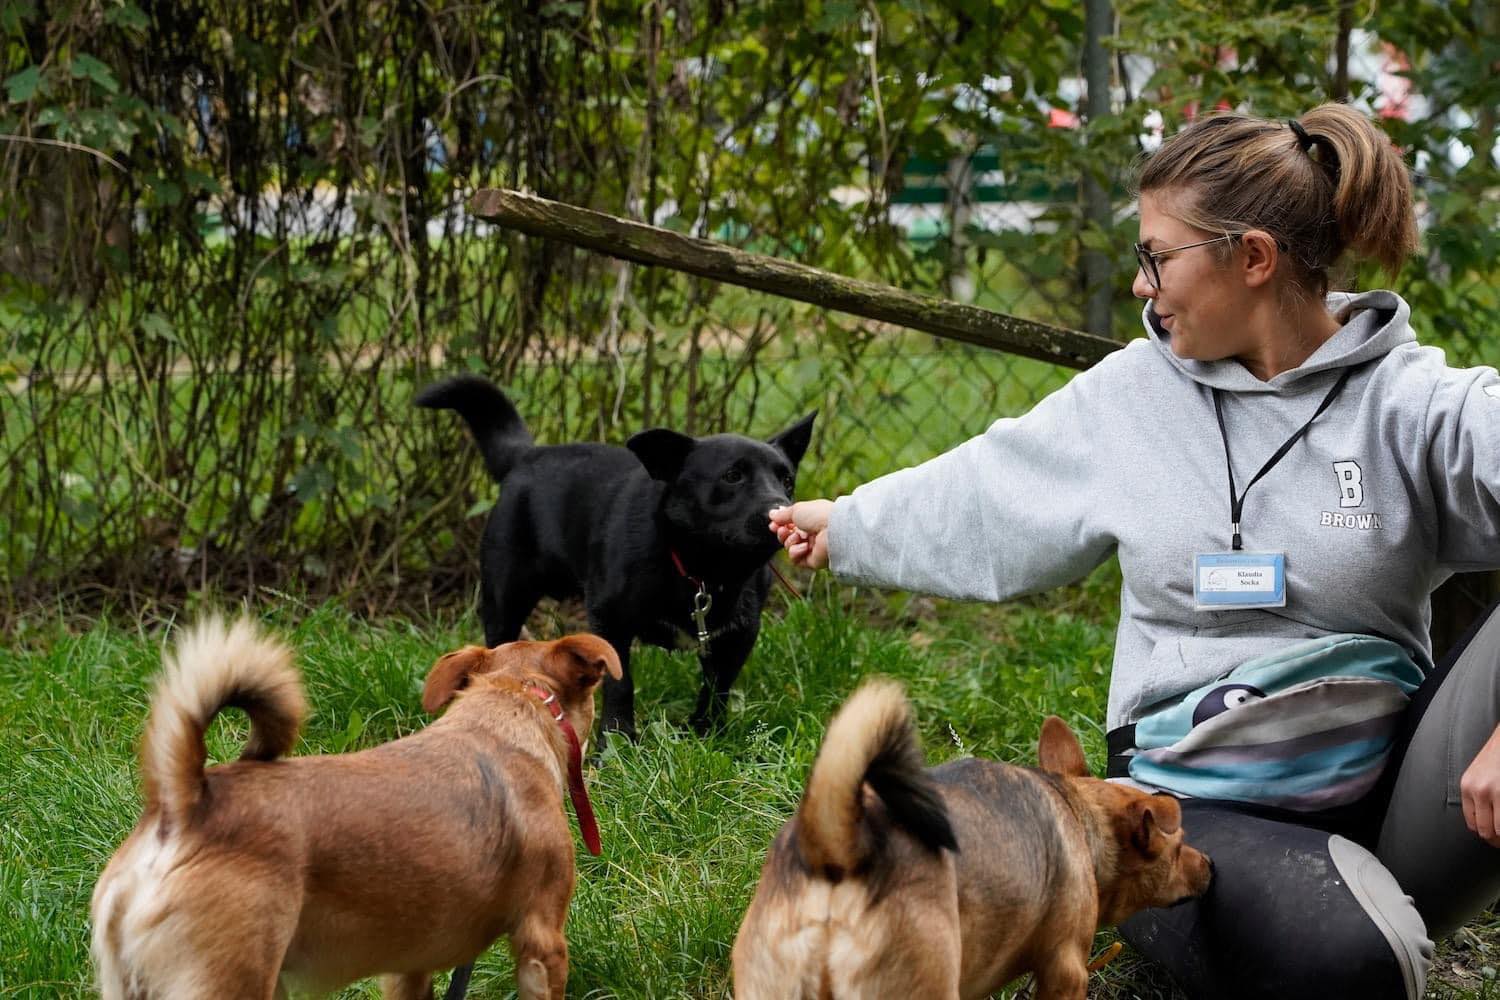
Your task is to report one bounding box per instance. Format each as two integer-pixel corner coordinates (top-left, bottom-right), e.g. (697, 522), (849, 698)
(1193, 552), (1286, 610)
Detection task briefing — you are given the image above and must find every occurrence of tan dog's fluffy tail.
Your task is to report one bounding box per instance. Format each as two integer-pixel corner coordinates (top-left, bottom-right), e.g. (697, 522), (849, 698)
(796, 680), (956, 876)
(141, 616), (305, 828)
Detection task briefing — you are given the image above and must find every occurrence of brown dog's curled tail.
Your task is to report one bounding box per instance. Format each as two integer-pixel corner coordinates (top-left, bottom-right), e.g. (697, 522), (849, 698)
(141, 616), (305, 828)
(797, 680), (957, 877)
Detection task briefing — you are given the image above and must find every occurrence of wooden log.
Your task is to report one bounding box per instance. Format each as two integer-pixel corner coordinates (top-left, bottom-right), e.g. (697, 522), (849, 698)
(469, 188), (1122, 370)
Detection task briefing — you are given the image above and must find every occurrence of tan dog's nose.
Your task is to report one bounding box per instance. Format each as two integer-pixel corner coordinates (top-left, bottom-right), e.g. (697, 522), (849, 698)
(1170, 845), (1214, 906)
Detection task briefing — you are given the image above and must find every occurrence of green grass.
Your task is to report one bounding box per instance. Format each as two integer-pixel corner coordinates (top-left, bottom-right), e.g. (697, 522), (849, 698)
(2, 579), (1495, 998)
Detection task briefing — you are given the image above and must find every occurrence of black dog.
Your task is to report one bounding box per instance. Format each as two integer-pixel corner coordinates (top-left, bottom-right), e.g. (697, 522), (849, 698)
(417, 375), (815, 740)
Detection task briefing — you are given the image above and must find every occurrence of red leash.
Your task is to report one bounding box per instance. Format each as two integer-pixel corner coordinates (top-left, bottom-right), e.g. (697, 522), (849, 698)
(443, 685), (601, 1000)
(769, 560), (803, 600)
(525, 684), (601, 856)
(671, 548), (803, 601)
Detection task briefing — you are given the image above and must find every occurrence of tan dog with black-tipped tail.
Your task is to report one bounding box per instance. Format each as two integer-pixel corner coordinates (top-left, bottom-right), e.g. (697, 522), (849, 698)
(90, 617), (619, 1000)
(732, 680), (1213, 1000)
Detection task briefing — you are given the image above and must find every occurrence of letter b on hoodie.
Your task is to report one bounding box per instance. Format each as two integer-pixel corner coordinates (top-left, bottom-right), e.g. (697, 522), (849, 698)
(1334, 461), (1364, 508)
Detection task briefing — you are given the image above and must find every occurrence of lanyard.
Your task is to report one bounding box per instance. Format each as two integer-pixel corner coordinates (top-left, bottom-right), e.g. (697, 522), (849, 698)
(1212, 366), (1355, 550)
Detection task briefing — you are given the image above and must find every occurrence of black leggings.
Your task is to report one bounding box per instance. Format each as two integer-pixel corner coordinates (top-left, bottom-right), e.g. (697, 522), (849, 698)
(1120, 600), (1500, 1000)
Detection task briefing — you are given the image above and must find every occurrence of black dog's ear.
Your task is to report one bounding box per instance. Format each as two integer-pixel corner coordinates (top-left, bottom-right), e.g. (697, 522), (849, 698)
(768, 411), (817, 467)
(626, 428), (697, 482)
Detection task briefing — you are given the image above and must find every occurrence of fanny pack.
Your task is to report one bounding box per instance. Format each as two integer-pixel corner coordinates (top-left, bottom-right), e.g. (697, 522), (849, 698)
(1106, 634), (1424, 811)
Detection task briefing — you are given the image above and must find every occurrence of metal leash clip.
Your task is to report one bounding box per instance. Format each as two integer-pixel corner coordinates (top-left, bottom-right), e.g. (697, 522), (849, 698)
(691, 584), (713, 650)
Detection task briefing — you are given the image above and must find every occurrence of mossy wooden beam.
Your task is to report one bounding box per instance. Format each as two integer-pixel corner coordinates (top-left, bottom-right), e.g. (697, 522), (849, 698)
(470, 188), (1122, 370)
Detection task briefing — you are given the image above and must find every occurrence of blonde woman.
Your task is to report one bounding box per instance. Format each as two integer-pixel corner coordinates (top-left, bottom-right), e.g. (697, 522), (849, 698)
(771, 104), (1500, 999)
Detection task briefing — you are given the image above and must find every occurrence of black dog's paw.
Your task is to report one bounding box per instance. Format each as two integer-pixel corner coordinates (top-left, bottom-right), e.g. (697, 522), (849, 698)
(689, 711), (731, 737)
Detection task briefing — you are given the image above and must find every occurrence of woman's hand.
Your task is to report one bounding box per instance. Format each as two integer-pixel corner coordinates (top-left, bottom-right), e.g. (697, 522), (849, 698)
(768, 500), (833, 570)
(1460, 724), (1500, 847)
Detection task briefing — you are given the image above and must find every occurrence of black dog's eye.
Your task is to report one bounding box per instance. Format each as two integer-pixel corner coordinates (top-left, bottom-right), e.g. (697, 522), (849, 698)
(722, 467), (744, 485)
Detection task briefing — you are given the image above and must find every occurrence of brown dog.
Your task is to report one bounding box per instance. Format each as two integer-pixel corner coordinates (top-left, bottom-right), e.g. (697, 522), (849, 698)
(732, 680), (1213, 999)
(90, 617), (620, 1000)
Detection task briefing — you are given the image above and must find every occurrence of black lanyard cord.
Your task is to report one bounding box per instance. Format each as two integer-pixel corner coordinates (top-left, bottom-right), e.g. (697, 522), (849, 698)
(1212, 366), (1356, 551)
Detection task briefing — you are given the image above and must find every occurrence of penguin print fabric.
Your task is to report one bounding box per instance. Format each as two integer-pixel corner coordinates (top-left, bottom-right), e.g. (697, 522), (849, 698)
(1123, 634), (1424, 810)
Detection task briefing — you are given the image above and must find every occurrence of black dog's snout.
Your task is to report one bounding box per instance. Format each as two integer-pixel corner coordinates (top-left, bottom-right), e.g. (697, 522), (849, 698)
(759, 490), (792, 512)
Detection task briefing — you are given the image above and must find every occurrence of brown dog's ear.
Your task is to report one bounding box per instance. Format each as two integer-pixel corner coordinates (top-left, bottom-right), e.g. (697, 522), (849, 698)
(1148, 794), (1182, 834)
(1037, 716), (1090, 777)
(543, 634), (623, 696)
(422, 646), (492, 713)
(1127, 795), (1182, 858)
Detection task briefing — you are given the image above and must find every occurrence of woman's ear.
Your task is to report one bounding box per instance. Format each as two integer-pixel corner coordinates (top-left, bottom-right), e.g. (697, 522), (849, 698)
(1240, 230), (1279, 288)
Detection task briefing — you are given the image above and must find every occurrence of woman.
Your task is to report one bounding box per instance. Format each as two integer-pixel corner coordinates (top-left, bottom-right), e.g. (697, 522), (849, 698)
(769, 104), (1500, 999)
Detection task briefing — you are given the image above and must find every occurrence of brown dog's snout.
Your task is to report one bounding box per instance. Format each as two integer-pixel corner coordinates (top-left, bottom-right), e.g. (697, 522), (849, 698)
(1181, 845), (1215, 899)
(1156, 846), (1213, 910)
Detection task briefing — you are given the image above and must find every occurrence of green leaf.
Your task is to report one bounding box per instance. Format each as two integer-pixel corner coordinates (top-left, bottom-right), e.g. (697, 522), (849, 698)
(181, 167), (223, 195)
(1, 0), (36, 34)
(146, 174), (182, 207)
(69, 54), (120, 95)
(291, 464), (335, 503)
(103, 3), (150, 33)
(327, 427), (362, 463)
(330, 710), (365, 753)
(815, 0), (860, 32)
(4, 66), (43, 104)
(139, 312), (177, 344)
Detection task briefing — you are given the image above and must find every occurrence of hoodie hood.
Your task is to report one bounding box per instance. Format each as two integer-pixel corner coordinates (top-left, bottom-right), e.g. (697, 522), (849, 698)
(1141, 289), (1416, 394)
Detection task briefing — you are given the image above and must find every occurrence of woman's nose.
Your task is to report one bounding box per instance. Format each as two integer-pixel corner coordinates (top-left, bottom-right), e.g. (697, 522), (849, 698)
(1131, 268), (1156, 301)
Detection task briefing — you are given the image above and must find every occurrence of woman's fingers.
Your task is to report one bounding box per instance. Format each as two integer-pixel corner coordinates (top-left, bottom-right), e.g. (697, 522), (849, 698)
(770, 501), (832, 569)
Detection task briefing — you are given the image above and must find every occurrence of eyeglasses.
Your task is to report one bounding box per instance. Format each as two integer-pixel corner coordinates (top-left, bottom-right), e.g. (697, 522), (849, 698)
(1133, 235), (1241, 290)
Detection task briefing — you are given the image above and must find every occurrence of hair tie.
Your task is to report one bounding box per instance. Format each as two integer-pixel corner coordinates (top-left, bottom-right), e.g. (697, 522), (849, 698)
(1288, 119), (1340, 182)
(1287, 119), (1314, 151)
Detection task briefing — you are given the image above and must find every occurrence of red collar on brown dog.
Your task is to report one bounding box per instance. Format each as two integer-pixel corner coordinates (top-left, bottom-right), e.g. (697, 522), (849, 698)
(525, 683), (601, 856)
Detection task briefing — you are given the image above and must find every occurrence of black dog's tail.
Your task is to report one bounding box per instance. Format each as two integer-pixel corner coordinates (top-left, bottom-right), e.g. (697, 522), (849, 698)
(796, 679), (957, 878)
(415, 374), (535, 482)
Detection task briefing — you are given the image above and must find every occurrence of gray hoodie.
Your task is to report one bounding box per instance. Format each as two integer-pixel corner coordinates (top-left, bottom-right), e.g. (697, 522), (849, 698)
(828, 291), (1500, 729)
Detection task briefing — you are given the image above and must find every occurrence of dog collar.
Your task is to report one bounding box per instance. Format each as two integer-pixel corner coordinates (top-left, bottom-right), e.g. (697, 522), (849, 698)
(524, 683), (601, 856)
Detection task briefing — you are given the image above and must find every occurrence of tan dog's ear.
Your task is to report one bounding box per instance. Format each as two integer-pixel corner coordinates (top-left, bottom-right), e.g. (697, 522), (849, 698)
(1126, 795), (1182, 858)
(422, 646), (492, 713)
(543, 634), (623, 696)
(1037, 716), (1090, 777)
(1150, 793), (1182, 834)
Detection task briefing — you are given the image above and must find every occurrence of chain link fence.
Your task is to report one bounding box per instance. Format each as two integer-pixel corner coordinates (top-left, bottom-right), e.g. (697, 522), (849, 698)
(5, 202), (1494, 620)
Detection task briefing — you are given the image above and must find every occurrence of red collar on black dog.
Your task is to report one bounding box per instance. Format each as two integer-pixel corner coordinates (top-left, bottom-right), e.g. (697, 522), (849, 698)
(524, 683), (601, 856)
(668, 548), (703, 588)
(672, 546), (803, 602)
